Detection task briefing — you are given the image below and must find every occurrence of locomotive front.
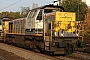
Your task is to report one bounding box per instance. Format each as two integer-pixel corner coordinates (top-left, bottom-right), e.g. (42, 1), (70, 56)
(45, 11), (77, 37)
(43, 11), (79, 54)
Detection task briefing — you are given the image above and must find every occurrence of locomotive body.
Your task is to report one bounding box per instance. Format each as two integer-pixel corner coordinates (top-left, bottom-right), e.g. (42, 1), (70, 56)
(1, 5), (86, 55)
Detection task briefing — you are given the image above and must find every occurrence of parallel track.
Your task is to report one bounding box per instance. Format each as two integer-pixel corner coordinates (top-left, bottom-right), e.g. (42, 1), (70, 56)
(54, 51), (90, 60)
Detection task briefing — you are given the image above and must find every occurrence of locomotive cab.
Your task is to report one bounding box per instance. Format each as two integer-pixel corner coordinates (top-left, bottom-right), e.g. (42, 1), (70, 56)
(26, 5), (64, 36)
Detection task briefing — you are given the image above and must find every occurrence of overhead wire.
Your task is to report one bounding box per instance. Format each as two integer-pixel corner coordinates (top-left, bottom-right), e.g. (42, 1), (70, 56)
(0, 0), (22, 11)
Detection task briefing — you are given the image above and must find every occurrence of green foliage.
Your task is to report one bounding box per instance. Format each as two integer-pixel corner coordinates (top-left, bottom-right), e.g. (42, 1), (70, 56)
(0, 7), (30, 19)
(0, 12), (21, 19)
(20, 7), (30, 18)
(62, 0), (87, 21)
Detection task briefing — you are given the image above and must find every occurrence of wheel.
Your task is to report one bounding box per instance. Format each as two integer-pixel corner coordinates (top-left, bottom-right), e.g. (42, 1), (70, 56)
(65, 43), (74, 55)
(49, 52), (53, 55)
(70, 44), (74, 53)
(65, 43), (70, 55)
(29, 41), (34, 50)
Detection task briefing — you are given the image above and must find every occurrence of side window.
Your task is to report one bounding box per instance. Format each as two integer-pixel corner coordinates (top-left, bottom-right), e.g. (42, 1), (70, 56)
(37, 10), (42, 20)
(30, 11), (33, 17)
(30, 10), (37, 18)
(33, 10), (37, 17)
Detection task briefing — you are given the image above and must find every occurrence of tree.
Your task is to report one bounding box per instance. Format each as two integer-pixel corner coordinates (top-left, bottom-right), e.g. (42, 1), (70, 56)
(0, 12), (21, 19)
(9, 12), (21, 19)
(84, 8), (90, 38)
(21, 7), (30, 18)
(61, 0), (87, 21)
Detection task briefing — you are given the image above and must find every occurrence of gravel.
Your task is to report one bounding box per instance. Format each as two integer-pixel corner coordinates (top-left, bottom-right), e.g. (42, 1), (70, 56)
(0, 49), (27, 60)
(0, 43), (54, 60)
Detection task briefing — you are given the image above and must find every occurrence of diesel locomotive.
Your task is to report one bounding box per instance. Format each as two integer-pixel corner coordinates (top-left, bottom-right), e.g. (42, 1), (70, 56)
(0, 4), (86, 55)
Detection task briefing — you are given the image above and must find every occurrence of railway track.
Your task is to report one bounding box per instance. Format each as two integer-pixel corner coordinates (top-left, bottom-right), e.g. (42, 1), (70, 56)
(67, 51), (90, 60)
(0, 42), (90, 60)
(54, 51), (90, 60)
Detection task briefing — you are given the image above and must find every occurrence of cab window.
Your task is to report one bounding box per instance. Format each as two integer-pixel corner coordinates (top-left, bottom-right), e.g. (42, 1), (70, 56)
(30, 10), (37, 18)
(37, 10), (42, 20)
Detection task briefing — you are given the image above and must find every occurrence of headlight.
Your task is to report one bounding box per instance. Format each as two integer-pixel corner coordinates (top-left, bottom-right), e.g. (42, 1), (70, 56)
(75, 30), (79, 36)
(76, 33), (79, 36)
(61, 33), (64, 37)
(55, 32), (57, 36)
(60, 29), (64, 37)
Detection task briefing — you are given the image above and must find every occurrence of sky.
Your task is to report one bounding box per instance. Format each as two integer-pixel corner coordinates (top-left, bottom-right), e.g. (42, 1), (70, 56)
(86, 0), (90, 6)
(0, 0), (52, 12)
(0, 0), (90, 12)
